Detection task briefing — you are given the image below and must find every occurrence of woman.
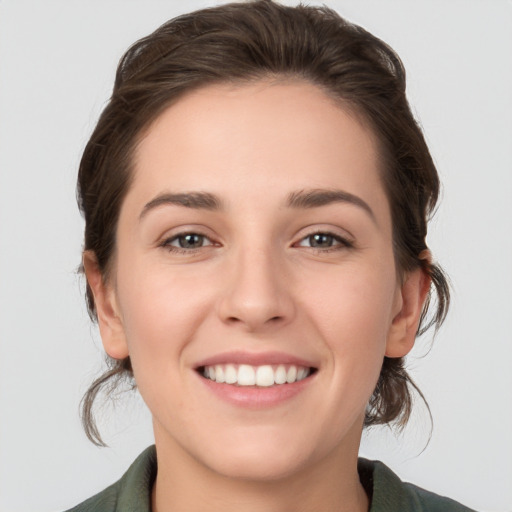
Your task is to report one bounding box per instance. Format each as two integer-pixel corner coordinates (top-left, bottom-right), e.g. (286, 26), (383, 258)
(67, 1), (473, 510)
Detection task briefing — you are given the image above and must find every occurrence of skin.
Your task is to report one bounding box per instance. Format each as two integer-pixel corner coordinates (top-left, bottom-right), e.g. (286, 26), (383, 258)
(85, 80), (430, 512)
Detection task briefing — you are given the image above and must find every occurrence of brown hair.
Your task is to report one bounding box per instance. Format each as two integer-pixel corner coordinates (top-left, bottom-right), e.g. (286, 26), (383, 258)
(78, 0), (449, 446)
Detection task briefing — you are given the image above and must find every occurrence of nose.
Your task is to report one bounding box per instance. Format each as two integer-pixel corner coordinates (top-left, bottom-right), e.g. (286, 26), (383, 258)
(217, 245), (295, 332)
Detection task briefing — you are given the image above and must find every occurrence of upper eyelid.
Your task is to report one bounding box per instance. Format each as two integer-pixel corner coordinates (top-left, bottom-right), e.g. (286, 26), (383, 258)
(295, 232), (353, 248)
(300, 231), (346, 241)
(169, 233), (212, 243)
(162, 231), (215, 246)
(157, 225), (354, 246)
(158, 225), (217, 241)
(294, 226), (354, 242)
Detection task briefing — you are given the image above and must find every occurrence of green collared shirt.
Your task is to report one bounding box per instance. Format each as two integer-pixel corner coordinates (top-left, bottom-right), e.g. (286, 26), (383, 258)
(65, 446), (476, 511)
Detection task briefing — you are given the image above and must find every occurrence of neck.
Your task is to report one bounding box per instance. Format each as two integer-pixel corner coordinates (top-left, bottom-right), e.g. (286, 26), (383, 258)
(151, 423), (369, 512)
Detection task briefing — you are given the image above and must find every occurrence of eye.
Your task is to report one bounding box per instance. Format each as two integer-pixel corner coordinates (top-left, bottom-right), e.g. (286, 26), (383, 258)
(162, 232), (214, 251)
(296, 232), (353, 250)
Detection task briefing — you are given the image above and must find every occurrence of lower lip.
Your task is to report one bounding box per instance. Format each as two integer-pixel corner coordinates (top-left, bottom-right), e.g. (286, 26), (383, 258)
(197, 372), (315, 409)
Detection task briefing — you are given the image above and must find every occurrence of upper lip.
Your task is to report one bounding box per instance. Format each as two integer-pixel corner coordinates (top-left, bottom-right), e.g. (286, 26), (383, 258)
(194, 351), (318, 369)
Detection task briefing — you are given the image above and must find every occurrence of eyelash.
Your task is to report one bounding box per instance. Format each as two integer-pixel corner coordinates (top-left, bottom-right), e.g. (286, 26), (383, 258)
(160, 230), (354, 255)
(295, 231), (354, 252)
(160, 232), (215, 254)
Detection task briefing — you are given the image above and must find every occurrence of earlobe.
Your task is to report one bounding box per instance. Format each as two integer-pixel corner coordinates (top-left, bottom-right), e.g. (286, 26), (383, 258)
(82, 251), (129, 360)
(385, 266), (431, 358)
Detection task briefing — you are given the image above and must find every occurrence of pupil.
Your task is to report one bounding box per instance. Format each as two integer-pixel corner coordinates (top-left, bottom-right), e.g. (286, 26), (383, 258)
(311, 233), (332, 247)
(179, 234), (203, 248)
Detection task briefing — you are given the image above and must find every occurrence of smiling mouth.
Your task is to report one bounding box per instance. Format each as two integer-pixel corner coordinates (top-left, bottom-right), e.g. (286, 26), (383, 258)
(197, 364), (317, 387)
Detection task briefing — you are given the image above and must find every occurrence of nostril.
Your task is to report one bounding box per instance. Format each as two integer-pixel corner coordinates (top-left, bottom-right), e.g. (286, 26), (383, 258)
(225, 315), (283, 325)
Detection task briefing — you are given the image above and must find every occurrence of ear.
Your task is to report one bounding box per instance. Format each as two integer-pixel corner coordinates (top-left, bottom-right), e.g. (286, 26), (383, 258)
(82, 251), (129, 360)
(385, 265), (431, 358)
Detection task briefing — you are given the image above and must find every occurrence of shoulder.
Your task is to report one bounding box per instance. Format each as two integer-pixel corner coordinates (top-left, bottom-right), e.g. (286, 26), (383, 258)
(64, 483), (119, 512)
(407, 482), (477, 512)
(358, 458), (477, 512)
(63, 446), (157, 512)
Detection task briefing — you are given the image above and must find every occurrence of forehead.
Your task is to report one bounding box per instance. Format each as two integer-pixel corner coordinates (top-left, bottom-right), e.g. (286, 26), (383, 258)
(128, 80), (388, 220)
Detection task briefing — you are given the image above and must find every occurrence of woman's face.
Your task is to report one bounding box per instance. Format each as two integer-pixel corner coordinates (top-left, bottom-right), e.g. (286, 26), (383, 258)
(91, 80), (421, 480)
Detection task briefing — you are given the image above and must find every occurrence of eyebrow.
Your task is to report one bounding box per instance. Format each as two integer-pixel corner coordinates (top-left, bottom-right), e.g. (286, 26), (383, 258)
(286, 188), (376, 223)
(139, 188), (376, 223)
(140, 192), (223, 220)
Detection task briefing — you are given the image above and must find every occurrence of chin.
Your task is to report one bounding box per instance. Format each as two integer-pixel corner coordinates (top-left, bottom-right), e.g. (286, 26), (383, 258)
(207, 447), (312, 482)
(191, 425), (324, 482)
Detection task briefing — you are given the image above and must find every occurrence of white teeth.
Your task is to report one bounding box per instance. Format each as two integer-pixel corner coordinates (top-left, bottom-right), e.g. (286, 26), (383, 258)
(225, 364), (237, 384)
(202, 363), (312, 387)
(275, 365), (287, 384)
(238, 365), (256, 386)
(214, 365), (225, 383)
(256, 365), (274, 387)
(286, 365), (297, 383)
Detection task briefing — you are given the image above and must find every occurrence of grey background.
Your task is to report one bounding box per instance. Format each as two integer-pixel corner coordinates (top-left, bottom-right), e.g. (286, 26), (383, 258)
(0, 1), (510, 511)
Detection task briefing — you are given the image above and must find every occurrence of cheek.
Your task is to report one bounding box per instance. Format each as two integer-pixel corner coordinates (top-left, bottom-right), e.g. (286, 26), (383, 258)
(305, 263), (396, 341)
(114, 257), (215, 374)
(299, 258), (398, 400)
(114, 263), (219, 424)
